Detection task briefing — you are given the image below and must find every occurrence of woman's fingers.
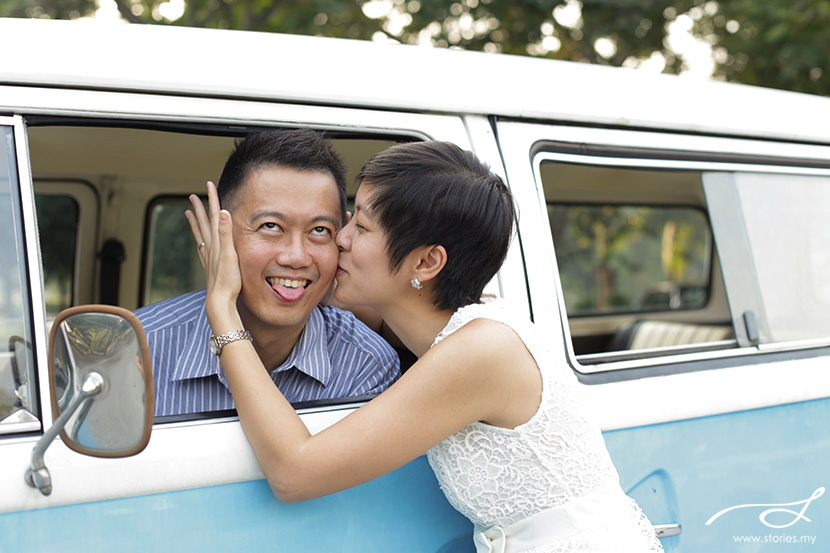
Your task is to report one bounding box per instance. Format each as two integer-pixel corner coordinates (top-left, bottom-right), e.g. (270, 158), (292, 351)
(217, 209), (241, 289)
(203, 208), (243, 328)
(185, 207), (201, 244)
(185, 208), (207, 270)
(184, 180), (243, 325)
(186, 181), (221, 267)
(187, 189), (211, 239)
(206, 180), (221, 247)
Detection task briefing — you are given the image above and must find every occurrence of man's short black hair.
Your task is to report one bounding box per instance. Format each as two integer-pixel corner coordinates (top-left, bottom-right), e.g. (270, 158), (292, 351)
(217, 128), (347, 221)
(357, 141), (516, 311)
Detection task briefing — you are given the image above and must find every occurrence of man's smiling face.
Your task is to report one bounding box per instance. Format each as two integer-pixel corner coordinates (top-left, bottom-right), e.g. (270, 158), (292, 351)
(229, 165), (341, 338)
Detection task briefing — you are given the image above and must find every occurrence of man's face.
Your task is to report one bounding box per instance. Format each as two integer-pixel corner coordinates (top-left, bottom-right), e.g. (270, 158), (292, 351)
(229, 165), (341, 338)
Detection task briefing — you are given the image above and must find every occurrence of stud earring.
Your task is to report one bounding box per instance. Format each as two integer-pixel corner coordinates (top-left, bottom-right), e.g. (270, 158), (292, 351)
(410, 278), (423, 290)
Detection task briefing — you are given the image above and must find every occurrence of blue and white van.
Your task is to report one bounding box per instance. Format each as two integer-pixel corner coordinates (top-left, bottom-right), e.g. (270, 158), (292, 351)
(2, 17), (829, 552)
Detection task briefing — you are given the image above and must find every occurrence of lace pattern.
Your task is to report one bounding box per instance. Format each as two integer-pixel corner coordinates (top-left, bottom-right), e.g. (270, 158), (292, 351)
(426, 299), (663, 552)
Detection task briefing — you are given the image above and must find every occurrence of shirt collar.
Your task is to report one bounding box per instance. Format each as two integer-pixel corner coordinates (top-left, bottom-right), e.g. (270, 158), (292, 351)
(272, 307), (333, 387)
(172, 301), (332, 388)
(172, 296), (221, 382)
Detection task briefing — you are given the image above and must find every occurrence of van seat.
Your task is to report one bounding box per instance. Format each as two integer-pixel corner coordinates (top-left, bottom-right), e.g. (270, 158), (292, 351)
(609, 320), (734, 351)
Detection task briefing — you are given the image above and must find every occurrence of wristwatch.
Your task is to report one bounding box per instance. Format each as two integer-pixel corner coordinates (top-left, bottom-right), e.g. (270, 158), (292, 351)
(209, 330), (253, 356)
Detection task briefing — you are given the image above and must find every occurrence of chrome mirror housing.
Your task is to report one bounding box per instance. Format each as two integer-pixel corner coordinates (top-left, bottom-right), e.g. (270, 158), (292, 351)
(25, 305), (154, 496)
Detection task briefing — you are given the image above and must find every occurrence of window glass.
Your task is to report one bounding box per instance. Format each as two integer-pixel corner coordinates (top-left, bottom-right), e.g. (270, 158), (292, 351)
(144, 198), (206, 305)
(0, 127), (38, 426)
(709, 172), (830, 343)
(35, 194), (79, 316)
(549, 204), (711, 315)
(539, 159), (734, 362)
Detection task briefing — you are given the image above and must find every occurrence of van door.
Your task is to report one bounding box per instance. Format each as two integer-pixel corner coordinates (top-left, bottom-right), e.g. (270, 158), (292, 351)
(496, 120), (830, 551)
(0, 95), (477, 551)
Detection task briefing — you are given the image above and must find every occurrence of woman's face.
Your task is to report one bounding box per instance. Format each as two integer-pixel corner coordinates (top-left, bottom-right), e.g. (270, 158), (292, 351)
(334, 183), (403, 308)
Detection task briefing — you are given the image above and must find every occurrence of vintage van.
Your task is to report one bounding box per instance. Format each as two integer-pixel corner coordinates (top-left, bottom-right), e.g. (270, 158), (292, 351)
(2, 16), (829, 552)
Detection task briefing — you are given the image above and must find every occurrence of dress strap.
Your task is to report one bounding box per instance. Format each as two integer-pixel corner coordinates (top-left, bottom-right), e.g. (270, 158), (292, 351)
(473, 481), (625, 553)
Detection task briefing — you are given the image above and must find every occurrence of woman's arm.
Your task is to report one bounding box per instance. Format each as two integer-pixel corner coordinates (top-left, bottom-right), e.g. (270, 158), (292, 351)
(221, 321), (522, 502)
(185, 183), (539, 503)
(220, 318), (536, 502)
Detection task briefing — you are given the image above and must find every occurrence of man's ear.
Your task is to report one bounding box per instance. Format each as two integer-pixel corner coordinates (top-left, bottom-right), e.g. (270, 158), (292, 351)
(414, 245), (447, 284)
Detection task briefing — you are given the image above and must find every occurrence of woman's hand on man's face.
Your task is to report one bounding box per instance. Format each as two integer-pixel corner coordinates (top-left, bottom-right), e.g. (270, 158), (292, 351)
(185, 181), (244, 331)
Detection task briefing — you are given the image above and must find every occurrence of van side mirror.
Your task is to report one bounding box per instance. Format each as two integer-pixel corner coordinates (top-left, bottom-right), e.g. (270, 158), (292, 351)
(25, 306), (154, 496)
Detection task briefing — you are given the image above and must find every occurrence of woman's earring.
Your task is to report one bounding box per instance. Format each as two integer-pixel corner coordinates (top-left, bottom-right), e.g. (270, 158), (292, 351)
(410, 278), (423, 290)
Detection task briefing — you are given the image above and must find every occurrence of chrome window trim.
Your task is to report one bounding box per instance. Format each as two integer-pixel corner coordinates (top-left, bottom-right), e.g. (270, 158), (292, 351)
(524, 124), (830, 167)
(0, 116), (48, 433)
(15, 117), (50, 428)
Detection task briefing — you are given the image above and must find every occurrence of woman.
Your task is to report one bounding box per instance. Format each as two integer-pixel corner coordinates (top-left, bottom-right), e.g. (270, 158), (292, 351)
(188, 141), (663, 552)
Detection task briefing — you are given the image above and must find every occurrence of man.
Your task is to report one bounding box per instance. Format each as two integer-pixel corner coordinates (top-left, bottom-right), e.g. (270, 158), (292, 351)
(136, 129), (400, 417)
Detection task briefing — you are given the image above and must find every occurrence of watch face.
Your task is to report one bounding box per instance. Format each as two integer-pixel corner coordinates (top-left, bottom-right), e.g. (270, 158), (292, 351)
(209, 336), (221, 355)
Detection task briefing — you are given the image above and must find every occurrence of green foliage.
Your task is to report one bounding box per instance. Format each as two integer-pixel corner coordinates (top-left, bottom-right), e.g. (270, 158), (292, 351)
(693, 0), (830, 96)
(0, 0), (96, 19)
(5, 0), (827, 96)
(404, 0), (694, 67)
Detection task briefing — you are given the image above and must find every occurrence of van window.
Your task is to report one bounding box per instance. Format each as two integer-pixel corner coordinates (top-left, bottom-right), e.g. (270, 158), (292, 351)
(26, 123), (406, 420)
(539, 160), (734, 363)
(35, 193), (79, 316)
(539, 150), (830, 370)
(143, 197), (207, 305)
(0, 127), (39, 429)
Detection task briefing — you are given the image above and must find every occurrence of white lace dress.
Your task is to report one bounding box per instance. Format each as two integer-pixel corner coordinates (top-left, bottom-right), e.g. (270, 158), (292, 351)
(426, 300), (664, 553)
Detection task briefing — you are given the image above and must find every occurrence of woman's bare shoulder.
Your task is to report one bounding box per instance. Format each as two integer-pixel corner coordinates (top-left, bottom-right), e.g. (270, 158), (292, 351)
(440, 316), (525, 354)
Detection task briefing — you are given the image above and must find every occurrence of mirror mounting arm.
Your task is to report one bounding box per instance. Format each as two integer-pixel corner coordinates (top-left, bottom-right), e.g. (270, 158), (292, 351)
(25, 372), (105, 496)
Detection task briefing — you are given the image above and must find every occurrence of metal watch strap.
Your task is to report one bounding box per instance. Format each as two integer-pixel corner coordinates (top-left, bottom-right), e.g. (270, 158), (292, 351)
(210, 329), (253, 355)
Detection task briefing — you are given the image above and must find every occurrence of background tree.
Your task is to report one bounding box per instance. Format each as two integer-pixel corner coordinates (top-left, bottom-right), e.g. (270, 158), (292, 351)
(692, 0), (830, 97)
(2, 0), (827, 96)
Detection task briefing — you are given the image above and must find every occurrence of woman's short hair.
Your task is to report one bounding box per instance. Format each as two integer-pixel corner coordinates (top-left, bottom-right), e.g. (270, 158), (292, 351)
(218, 128), (347, 221)
(357, 141), (516, 311)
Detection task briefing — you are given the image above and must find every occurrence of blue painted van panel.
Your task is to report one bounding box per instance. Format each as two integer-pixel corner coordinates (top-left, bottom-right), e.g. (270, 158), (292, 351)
(604, 397), (830, 552)
(2, 456), (474, 553)
(5, 399), (828, 552)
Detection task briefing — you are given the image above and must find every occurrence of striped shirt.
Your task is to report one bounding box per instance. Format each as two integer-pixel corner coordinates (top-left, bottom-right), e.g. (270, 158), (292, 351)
(135, 290), (400, 417)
